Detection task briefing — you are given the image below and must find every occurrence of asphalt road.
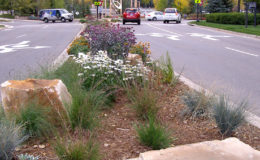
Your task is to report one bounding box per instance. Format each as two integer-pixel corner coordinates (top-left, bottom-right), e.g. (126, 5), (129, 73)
(124, 20), (260, 116)
(0, 19), (82, 83)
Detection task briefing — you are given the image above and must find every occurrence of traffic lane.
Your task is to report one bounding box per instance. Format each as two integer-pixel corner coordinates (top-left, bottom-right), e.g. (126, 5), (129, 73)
(132, 21), (260, 115)
(0, 21), (82, 83)
(147, 21), (260, 57)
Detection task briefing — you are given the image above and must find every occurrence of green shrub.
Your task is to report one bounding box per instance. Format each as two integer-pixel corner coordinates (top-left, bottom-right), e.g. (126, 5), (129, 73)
(128, 85), (158, 120)
(67, 37), (90, 57)
(0, 14), (15, 19)
(159, 53), (178, 84)
(136, 118), (172, 150)
(69, 88), (107, 130)
(18, 153), (39, 160)
(213, 95), (246, 136)
(206, 13), (260, 25)
(0, 120), (28, 160)
(54, 138), (100, 160)
(79, 19), (87, 23)
(14, 102), (55, 139)
(181, 90), (213, 118)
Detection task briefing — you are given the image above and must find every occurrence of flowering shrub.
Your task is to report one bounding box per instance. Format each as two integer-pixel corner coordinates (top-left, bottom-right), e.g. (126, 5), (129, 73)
(130, 42), (151, 63)
(73, 51), (150, 90)
(83, 24), (136, 60)
(67, 37), (90, 57)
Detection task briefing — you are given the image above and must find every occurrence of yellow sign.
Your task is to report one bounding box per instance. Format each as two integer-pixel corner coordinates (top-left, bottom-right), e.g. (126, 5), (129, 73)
(195, 0), (201, 3)
(94, 2), (101, 6)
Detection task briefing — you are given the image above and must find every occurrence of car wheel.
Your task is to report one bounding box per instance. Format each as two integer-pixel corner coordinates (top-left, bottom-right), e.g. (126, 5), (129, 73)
(152, 17), (157, 21)
(52, 20), (55, 23)
(44, 18), (49, 23)
(69, 19), (73, 22)
(167, 21), (169, 23)
(163, 20), (166, 24)
(61, 17), (66, 23)
(123, 20), (125, 25)
(137, 20), (141, 25)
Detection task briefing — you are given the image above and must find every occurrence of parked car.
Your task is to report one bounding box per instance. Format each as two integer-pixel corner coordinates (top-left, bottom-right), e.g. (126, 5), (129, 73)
(123, 8), (141, 25)
(39, 9), (74, 23)
(163, 8), (181, 24)
(145, 11), (164, 21)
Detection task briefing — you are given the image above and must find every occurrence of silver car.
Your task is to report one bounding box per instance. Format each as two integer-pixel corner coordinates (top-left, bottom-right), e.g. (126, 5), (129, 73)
(39, 9), (74, 23)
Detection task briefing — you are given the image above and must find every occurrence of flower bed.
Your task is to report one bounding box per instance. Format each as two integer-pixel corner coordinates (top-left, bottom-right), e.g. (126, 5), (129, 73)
(1, 20), (259, 160)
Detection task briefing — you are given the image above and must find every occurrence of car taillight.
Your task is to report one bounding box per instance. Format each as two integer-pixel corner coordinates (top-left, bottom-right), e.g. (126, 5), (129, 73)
(148, 14), (151, 16)
(176, 12), (178, 15)
(163, 12), (165, 15)
(123, 12), (127, 16)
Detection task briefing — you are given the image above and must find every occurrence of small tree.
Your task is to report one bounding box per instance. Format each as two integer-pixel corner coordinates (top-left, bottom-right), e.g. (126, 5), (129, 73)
(207, 0), (233, 13)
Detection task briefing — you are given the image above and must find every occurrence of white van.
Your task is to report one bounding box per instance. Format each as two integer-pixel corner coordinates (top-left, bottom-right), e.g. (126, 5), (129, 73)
(39, 9), (74, 23)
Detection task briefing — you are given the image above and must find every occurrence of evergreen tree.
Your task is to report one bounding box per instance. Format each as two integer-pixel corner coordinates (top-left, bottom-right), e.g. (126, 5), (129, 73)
(207, 0), (233, 12)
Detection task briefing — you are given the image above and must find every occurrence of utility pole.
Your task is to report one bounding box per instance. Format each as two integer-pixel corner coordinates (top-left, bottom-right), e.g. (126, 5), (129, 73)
(245, 1), (248, 28)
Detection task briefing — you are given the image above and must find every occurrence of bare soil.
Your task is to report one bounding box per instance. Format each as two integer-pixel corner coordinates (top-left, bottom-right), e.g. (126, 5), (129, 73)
(15, 82), (260, 160)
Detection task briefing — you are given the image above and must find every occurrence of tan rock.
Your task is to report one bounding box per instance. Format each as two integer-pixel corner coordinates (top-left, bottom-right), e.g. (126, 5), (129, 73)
(132, 138), (260, 160)
(0, 79), (72, 124)
(127, 53), (142, 65)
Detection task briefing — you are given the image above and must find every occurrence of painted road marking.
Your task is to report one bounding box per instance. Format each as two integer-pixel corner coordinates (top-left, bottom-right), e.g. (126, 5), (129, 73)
(225, 47), (258, 57)
(187, 33), (231, 41)
(0, 41), (50, 54)
(136, 32), (180, 40)
(146, 23), (183, 36)
(16, 34), (27, 38)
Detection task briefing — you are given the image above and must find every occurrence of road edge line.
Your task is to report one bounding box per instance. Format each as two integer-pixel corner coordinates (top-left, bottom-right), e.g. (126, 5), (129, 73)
(174, 71), (260, 129)
(52, 23), (86, 70)
(189, 22), (260, 40)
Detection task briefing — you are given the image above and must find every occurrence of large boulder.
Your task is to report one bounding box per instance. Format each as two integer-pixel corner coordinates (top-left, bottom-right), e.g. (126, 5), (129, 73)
(0, 79), (72, 123)
(129, 138), (260, 160)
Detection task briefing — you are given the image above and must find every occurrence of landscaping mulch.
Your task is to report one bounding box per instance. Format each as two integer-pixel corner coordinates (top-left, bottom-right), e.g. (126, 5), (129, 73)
(15, 82), (260, 160)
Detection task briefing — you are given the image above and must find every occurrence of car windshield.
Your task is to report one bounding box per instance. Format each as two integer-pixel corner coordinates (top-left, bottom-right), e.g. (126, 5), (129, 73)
(61, 9), (69, 13)
(165, 9), (176, 13)
(125, 9), (137, 13)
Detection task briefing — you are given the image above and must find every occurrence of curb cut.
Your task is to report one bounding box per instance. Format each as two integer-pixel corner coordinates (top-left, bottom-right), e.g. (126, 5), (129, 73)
(189, 22), (260, 40)
(175, 71), (260, 129)
(52, 23), (86, 70)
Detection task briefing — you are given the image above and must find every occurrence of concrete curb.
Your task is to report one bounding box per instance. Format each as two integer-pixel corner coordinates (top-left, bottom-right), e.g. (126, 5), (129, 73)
(52, 23), (86, 70)
(189, 22), (260, 40)
(175, 71), (260, 129)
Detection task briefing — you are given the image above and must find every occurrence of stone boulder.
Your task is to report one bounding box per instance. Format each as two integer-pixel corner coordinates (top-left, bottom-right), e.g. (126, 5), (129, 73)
(129, 138), (260, 160)
(1, 79), (72, 123)
(127, 53), (143, 65)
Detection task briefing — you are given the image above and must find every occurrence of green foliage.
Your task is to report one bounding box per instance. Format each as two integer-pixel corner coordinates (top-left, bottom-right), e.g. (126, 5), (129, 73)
(192, 21), (260, 36)
(67, 37), (90, 57)
(79, 19), (87, 23)
(0, 14), (15, 19)
(213, 95), (246, 136)
(136, 118), (172, 150)
(206, 13), (260, 25)
(0, 120), (28, 160)
(69, 87), (107, 130)
(129, 42), (151, 63)
(207, 0), (233, 13)
(54, 138), (100, 160)
(154, 0), (168, 11)
(181, 90), (213, 118)
(14, 102), (55, 139)
(18, 153), (39, 160)
(128, 85), (158, 120)
(159, 53), (178, 84)
(54, 0), (65, 8)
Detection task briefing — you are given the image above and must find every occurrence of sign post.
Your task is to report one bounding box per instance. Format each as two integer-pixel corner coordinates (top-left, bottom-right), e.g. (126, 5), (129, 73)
(195, 0), (201, 22)
(249, 2), (257, 27)
(94, 1), (103, 20)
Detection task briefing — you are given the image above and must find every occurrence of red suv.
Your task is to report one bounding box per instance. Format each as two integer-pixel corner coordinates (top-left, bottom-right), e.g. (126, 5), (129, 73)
(123, 8), (141, 25)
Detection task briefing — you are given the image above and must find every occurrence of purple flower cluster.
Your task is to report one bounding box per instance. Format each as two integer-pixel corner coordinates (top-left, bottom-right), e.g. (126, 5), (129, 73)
(84, 24), (136, 60)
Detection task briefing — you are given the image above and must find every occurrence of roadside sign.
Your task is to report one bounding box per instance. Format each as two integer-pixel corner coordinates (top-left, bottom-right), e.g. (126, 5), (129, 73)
(249, 2), (256, 9)
(94, 1), (103, 6)
(195, 0), (201, 4)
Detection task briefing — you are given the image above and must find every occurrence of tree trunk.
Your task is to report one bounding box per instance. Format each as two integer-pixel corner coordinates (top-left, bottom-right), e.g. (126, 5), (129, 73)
(237, 0), (241, 12)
